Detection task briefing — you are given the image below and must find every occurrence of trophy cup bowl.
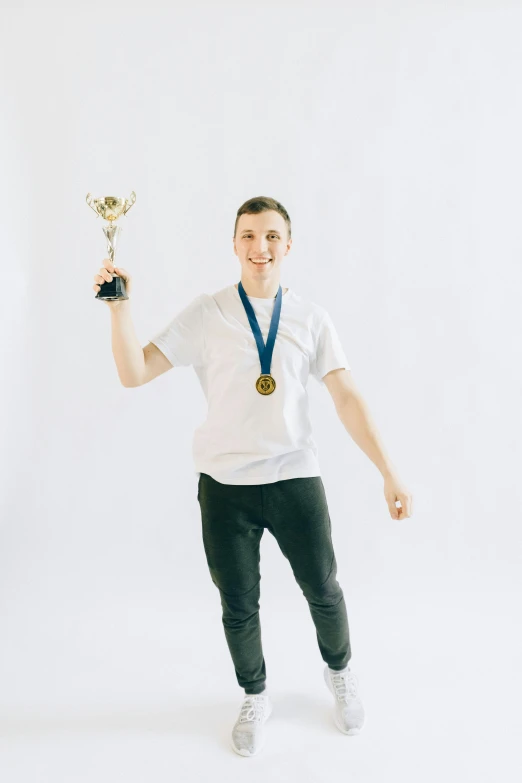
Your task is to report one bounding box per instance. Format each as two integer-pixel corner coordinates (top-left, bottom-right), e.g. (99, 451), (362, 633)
(86, 191), (136, 300)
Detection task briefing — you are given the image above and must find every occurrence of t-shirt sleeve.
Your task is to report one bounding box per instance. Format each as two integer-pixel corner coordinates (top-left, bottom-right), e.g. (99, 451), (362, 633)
(148, 294), (205, 368)
(310, 310), (350, 384)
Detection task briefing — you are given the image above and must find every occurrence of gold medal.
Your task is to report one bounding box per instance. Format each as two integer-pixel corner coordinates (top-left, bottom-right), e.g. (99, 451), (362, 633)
(256, 374), (276, 395)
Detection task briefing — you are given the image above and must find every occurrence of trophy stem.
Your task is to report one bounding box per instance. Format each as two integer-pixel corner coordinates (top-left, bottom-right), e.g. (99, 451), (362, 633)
(103, 223), (122, 266)
(96, 222), (128, 300)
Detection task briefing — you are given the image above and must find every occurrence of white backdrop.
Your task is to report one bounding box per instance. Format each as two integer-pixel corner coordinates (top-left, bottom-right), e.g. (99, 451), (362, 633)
(1, 0), (520, 780)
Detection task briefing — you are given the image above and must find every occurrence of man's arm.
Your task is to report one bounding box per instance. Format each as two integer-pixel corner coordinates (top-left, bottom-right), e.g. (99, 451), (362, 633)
(323, 368), (396, 478)
(323, 368), (413, 520)
(138, 342), (174, 386)
(110, 301), (145, 387)
(110, 301), (173, 387)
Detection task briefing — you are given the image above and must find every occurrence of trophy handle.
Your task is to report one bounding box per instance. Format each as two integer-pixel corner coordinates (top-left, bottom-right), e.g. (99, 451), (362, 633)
(86, 193), (99, 217)
(122, 191), (136, 216)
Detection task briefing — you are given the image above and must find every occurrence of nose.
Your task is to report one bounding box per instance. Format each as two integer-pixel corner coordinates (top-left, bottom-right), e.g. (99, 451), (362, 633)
(251, 242), (269, 255)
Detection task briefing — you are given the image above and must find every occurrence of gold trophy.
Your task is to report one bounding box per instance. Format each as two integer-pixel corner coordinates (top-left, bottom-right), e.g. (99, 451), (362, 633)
(86, 191), (136, 300)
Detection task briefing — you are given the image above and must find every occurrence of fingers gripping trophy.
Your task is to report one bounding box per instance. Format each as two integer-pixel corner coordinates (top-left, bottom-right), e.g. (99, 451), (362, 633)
(86, 191), (136, 304)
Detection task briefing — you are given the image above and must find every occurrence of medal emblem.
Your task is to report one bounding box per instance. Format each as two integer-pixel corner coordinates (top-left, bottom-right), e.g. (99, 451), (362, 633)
(256, 374), (276, 395)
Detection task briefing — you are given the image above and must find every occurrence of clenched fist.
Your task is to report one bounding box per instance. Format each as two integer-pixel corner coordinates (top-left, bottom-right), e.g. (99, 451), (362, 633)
(93, 259), (133, 307)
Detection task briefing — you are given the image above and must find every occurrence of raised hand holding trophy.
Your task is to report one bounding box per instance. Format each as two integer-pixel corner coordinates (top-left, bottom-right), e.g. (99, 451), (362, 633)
(86, 191), (136, 300)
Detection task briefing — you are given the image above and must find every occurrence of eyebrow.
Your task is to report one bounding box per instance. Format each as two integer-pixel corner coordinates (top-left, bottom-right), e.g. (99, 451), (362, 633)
(241, 229), (281, 233)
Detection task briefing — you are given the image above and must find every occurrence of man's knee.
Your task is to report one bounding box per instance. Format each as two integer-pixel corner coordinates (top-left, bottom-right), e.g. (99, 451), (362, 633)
(217, 577), (261, 619)
(296, 567), (344, 606)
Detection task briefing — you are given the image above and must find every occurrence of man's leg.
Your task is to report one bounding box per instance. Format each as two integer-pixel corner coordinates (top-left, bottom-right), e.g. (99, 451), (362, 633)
(197, 472), (267, 694)
(262, 476), (351, 671)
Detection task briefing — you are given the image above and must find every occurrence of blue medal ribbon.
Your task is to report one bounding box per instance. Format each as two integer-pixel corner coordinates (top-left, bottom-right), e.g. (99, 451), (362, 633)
(237, 281), (283, 394)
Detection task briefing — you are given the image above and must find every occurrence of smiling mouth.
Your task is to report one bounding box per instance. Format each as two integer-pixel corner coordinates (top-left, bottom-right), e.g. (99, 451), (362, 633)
(250, 258), (272, 265)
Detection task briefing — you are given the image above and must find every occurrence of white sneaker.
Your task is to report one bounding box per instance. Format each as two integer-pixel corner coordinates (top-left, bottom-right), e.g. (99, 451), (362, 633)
(324, 664), (365, 734)
(230, 691), (273, 757)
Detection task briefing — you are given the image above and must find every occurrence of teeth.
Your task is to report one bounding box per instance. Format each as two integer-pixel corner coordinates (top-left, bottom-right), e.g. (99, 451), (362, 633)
(251, 259), (271, 264)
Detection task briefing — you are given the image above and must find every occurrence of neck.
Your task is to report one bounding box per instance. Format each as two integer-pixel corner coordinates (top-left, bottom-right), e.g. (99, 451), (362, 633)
(235, 279), (286, 299)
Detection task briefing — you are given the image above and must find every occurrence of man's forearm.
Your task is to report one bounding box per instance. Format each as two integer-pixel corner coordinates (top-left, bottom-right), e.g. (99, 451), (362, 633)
(335, 394), (397, 478)
(110, 301), (145, 387)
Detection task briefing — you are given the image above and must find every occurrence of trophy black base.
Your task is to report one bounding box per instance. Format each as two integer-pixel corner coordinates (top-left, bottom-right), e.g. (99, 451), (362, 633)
(95, 275), (129, 301)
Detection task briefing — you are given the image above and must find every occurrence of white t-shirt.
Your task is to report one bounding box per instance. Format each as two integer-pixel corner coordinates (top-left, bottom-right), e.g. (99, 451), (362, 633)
(149, 283), (350, 485)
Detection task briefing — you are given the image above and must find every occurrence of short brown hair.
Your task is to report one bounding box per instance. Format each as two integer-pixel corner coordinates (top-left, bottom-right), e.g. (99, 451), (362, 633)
(234, 196), (292, 241)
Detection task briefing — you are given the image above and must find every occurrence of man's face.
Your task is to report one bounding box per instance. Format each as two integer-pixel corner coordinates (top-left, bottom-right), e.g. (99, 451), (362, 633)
(233, 210), (292, 280)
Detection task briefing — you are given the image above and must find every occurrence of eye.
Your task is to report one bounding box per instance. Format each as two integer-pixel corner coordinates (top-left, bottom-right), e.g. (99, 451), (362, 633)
(242, 234), (280, 239)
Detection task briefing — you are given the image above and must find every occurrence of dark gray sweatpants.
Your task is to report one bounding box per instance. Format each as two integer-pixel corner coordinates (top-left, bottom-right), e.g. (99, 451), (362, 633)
(197, 471), (352, 695)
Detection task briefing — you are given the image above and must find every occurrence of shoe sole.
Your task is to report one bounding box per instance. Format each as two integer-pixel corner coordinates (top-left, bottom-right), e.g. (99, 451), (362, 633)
(323, 666), (365, 735)
(230, 698), (273, 757)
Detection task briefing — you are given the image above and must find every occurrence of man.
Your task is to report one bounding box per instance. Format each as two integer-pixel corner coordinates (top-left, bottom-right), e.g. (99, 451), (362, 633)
(95, 195), (412, 757)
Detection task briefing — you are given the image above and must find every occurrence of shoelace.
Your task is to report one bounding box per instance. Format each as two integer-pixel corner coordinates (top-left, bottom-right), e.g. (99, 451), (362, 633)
(331, 669), (358, 702)
(239, 694), (267, 723)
